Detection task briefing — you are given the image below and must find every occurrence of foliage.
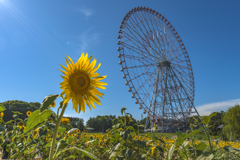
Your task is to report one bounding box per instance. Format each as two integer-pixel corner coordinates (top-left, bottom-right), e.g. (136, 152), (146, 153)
(222, 104), (240, 140)
(1, 103), (240, 159)
(208, 111), (224, 136)
(86, 115), (116, 133)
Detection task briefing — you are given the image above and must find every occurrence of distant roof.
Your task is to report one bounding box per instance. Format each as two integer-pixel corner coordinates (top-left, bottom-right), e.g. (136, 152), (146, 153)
(218, 125), (224, 129)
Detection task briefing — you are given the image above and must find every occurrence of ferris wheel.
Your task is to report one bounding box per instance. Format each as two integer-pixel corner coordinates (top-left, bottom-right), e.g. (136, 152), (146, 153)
(117, 7), (201, 132)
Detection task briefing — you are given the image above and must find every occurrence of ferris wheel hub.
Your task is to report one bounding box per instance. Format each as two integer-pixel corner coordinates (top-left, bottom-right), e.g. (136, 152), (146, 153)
(158, 60), (171, 68)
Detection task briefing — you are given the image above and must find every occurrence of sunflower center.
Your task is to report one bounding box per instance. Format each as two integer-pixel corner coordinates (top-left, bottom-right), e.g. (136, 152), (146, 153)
(69, 70), (91, 94)
(78, 77), (86, 87)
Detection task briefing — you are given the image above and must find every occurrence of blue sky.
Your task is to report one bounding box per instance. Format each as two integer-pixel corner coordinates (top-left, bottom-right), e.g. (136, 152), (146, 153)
(1, 0), (240, 125)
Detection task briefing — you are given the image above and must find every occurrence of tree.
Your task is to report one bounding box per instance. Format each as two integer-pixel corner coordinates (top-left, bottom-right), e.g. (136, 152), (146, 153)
(0, 100), (40, 123)
(208, 111), (224, 136)
(222, 104), (240, 140)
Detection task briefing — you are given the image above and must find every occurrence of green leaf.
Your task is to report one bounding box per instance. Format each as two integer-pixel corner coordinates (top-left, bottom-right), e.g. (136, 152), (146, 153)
(208, 112), (217, 119)
(43, 140), (53, 148)
(134, 140), (146, 149)
(207, 154), (214, 160)
(182, 141), (189, 147)
(24, 109), (52, 133)
(53, 146), (100, 160)
(121, 107), (127, 115)
(67, 128), (78, 134)
(120, 130), (131, 140)
(176, 132), (184, 146)
(189, 128), (201, 137)
(196, 142), (208, 151)
(40, 94), (59, 112)
(58, 126), (66, 133)
(0, 124), (5, 132)
(39, 128), (47, 136)
(12, 111), (22, 115)
(147, 132), (153, 137)
(112, 123), (121, 128)
(0, 105), (5, 112)
(68, 155), (78, 158)
(125, 148), (133, 158)
(166, 143), (175, 160)
(7, 126), (13, 131)
(224, 146), (240, 152)
(127, 126), (135, 132)
(120, 119), (124, 125)
(86, 139), (96, 144)
(201, 112), (217, 125)
(53, 139), (68, 158)
(12, 114), (18, 119)
(80, 138), (88, 145)
(66, 136), (74, 142)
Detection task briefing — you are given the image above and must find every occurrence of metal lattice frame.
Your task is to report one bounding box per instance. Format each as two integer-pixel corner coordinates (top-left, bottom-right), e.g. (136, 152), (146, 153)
(117, 6), (201, 132)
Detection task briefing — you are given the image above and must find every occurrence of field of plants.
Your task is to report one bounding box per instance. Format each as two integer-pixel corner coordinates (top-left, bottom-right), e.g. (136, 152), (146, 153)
(1, 105), (240, 160)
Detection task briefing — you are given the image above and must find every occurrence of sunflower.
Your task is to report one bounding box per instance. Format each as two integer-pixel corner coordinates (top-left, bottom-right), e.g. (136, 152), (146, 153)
(77, 129), (81, 134)
(0, 112), (4, 117)
(33, 128), (40, 139)
(26, 111), (32, 116)
(50, 101), (56, 108)
(18, 121), (24, 128)
(61, 117), (70, 125)
(151, 146), (156, 157)
(126, 114), (131, 122)
(48, 118), (54, 122)
(58, 53), (108, 113)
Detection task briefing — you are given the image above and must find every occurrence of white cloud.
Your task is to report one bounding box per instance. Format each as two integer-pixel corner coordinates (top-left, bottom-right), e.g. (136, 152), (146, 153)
(77, 29), (100, 53)
(78, 8), (94, 19)
(194, 98), (240, 116)
(63, 114), (69, 117)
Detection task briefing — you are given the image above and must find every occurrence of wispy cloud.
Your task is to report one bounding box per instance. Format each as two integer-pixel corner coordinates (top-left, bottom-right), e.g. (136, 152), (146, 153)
(77, 29), (100, 53)
(78, 8), (94, 19)
(195, 98), (240, 116)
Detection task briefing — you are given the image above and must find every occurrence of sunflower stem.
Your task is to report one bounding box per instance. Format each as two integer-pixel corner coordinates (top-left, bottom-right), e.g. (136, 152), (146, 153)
(57, 106), (61, 120)
(49, 102), (67, 160)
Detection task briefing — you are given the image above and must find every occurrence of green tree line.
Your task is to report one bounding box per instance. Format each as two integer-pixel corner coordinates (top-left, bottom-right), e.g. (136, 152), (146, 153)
(2, 100), (239, 140)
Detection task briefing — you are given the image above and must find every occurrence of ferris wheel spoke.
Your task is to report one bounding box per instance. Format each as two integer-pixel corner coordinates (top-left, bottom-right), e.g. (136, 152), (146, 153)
(136, 11), (166, 60)
(124, 25), (159, 60)
(167, 69), (191, 101)
(167, 77), (187, 118)
(162, 71), (178, 116)
(129, 67), (157, 83)
(134, 69), (156, 96)
(123, 37), (158, 62)
(126, 18), (153, 48)
(169, 48), (186, 62)
(132, 13), (165, 59)
(171, 63), (190, 70)
(147, 12), (171, 59)
(169, 67), (192, 103)
(140, 13), (165, 59)
(126, 63), (158, 69)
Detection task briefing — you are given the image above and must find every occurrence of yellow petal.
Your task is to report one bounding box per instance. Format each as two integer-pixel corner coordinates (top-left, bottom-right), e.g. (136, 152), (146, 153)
(89, 63), (101, 74)
(90, 73), (100, 78)
(92, 75), (107, 81)
(92, 84), (106, 90)
(59, 64), (70, 72)
(66, 55), (75, 68)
